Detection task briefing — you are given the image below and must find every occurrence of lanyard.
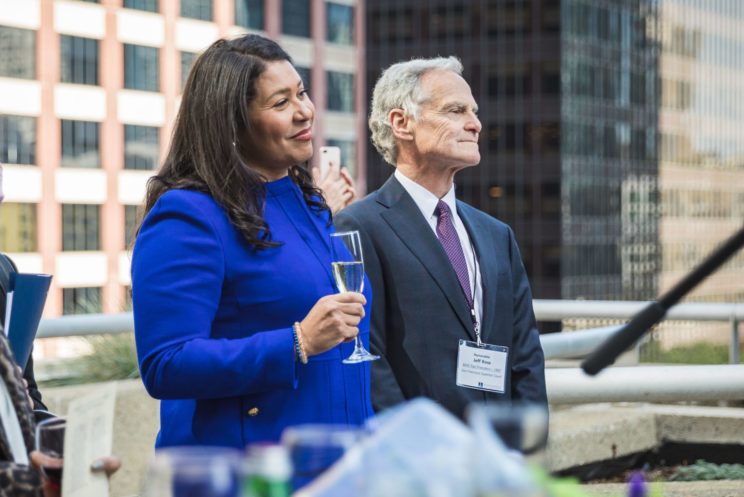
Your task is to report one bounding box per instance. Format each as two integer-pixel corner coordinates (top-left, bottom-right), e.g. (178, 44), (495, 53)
(461, 237), (482, 346)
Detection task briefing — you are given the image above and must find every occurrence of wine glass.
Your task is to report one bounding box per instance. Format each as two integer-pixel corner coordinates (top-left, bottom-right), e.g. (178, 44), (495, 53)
(281, 424), (362, 491)
(329, 230), (379, 363)
(141, 446), (242, 497)
(466, 403), (549, 495)
(35, 417), (66, 486)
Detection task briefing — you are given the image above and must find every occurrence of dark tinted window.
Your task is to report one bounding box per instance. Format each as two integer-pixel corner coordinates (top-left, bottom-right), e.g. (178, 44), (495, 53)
(327, 71), (354, 112)
(235, 0), (264, 30)
(124, 125), (159, 170)
(0, 26), (35, 79)
(283, 0), (311, 37)
(123, 0), (158, 12)
(61, 120), (100, 168)
(0, 115), (36, 165)
(181, 0), (212, 21)
(60, 35), (99, 85)
(62, 204), (100, 251)
(63, 287), (102, 315)
(124, 44), (159, 92)
(327, 3), (354, 44)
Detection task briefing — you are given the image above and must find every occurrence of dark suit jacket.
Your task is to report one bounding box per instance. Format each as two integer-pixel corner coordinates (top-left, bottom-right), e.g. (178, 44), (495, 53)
(0, 254), (46, 411)
(335, 175), (547, 419)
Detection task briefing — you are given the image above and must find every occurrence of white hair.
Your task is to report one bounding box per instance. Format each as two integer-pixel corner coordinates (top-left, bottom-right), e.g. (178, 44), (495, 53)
(368, 56), (464, 166)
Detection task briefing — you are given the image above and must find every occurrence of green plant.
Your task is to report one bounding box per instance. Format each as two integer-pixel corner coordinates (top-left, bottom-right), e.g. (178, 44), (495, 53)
(41, 333), (140, 387)
(640, 340), (739, 364)
(670, 460), (744, 481)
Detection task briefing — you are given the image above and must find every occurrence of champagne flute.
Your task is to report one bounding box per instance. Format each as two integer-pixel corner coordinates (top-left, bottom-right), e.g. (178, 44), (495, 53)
(329, 230), (379, 363)
(35, 417), (66, 486)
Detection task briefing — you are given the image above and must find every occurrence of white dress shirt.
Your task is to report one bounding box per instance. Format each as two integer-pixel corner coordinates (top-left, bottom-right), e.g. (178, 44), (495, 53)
(394, 169), (484, 328)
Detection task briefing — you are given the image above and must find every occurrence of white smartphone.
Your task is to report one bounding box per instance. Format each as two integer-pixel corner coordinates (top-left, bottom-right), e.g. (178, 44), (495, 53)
(319, 146), (341, 179)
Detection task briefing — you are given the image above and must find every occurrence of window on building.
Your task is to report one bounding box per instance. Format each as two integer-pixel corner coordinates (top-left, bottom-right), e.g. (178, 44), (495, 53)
(124, 44), (159, 92)
(326, 139), (356, 176)
(181, 0), (212, 21)
(60, 35), (99, 85)
(327, 71), (354, 112)
(180, 51), (197, 90)
(62, 204), (100, 251)
(123, 0), (158, 12)
(61, 120), (99, 168)
(0, 203), (37, 252)
(124, 125), (159, 170)
(0, 26), (35, 79)
(283, 0), (310, 37)
(295, 66), (311, 88)
(327, 3), (354, 44)
(0, 115), (36, 165)
(235, 0), (264, 30)
(124, 205), (139, 247)
(63, 287), (102, 315)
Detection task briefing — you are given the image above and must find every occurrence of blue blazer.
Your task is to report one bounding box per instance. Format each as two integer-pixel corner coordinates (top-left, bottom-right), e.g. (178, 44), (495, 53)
(132, 177), (373, 448)
(335, 176), (546, 419)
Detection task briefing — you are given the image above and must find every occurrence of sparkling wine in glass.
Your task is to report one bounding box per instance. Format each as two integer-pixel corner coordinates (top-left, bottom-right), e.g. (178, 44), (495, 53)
(35, 417), (66, 485)
(330, 230), (379, 364)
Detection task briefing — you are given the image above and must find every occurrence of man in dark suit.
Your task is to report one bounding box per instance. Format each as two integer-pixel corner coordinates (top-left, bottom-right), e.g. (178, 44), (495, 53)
(335, 57), (547, 419)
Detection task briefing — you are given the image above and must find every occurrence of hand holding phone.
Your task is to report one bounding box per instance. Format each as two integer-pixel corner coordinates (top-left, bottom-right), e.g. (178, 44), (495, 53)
(319, 146), (341, 179)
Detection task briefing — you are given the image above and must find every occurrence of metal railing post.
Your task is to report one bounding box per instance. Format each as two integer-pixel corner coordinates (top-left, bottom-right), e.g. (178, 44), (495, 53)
(730, 317), (740, 364)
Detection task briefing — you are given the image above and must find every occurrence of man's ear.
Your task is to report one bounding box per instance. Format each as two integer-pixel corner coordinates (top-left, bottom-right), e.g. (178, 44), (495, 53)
(388, 108), (414, 142)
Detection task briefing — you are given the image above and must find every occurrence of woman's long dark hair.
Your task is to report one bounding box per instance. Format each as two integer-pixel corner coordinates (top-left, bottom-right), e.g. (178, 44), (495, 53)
(138, 34), (328, 250)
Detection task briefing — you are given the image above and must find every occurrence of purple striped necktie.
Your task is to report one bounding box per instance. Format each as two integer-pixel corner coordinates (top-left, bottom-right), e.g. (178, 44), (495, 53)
(435, 200), (473, 307)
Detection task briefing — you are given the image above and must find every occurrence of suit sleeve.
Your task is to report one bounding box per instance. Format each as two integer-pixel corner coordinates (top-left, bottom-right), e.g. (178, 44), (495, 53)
(507, 227), (548, 406)
(335, 208), (407, 411)
(132, 193), (297, 401)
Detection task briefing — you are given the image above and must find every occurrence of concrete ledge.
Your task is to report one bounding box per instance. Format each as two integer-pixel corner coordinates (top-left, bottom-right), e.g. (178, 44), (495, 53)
(546, 406), (658, 471)
(583, 481), (744, 497)
(43, 380), (158, 497)
(548, 403), (744, 472)
(41, 381), (744, 495)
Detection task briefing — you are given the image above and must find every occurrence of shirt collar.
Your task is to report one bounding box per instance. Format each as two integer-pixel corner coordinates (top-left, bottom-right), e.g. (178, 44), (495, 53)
(394, 169), (458, 221)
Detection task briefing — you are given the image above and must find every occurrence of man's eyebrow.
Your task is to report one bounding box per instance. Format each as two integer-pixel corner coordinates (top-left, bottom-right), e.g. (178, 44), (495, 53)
(439, 100), (479, 112)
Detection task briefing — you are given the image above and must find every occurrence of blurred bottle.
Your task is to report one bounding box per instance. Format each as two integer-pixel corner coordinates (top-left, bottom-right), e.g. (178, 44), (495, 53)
(242, 444), (292, 497)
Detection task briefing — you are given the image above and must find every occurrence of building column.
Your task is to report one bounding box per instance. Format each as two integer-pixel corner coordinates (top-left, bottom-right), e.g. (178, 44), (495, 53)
(101, 0), (125, 313)
(37, 0), (61, 316)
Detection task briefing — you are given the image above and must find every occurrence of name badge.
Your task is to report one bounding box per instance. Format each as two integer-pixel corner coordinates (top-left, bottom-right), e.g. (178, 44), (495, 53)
(456, 340), (508, 393)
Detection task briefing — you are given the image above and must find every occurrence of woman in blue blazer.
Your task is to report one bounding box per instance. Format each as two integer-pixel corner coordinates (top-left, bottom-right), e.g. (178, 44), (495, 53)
(131, 35), (373, 448)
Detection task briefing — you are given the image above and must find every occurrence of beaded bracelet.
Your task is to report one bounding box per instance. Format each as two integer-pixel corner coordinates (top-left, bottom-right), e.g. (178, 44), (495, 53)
(293, 322), (308, 364)
(292, 326), (303, 362)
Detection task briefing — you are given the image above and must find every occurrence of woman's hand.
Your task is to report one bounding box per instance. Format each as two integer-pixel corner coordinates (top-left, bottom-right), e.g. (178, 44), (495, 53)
(313, 162), (356, 214)
(300, 292), (366, 356)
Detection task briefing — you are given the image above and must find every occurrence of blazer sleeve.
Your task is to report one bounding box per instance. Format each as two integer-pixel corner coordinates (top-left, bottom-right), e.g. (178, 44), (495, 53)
(132, 193), (297, 401)
(335, 208), (407, 411)
(506, 227), (548, 405)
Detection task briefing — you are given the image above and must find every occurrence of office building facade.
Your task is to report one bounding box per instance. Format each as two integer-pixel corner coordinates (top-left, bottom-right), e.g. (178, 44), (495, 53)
(366, 0), (661, 302)
(0, 0), (365, 317)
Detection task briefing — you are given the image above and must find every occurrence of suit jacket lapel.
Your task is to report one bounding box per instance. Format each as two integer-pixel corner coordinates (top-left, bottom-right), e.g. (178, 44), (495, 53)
(458, 203), (498, 342)
(377, 177), (476, 339)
